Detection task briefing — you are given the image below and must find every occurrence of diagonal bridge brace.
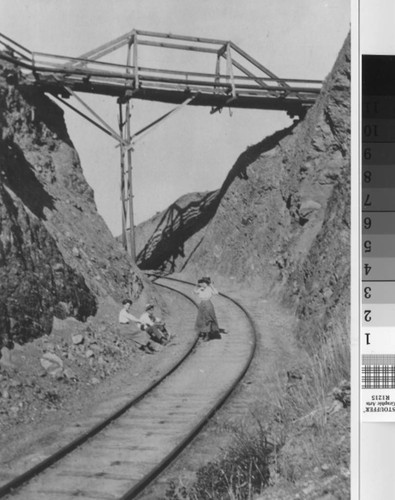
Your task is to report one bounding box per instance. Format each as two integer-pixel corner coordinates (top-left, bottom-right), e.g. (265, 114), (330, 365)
(52, 82), (127, 146)
(116, 94), (199, 153)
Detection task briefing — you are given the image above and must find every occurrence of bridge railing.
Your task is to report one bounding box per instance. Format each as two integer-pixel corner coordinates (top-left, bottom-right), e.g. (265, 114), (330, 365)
(24, 50), (321, 98)
(0, 30), (322, 106)
(0, 33), (32, 63)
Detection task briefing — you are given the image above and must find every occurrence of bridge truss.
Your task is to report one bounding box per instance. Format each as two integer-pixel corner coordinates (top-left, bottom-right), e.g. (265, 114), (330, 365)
(0, 30), (322, 261)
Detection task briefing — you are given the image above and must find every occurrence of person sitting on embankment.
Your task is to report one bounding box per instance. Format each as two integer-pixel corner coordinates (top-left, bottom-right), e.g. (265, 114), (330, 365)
(118, 299), (155, 353)
(139, 304), (171, 345)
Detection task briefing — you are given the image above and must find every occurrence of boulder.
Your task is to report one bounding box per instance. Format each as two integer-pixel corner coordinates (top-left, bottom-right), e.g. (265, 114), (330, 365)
(40, 352), (63, 377)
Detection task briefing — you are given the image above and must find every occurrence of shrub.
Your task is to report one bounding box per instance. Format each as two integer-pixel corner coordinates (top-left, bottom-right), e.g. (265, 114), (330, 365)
(166, 424), (276, 500)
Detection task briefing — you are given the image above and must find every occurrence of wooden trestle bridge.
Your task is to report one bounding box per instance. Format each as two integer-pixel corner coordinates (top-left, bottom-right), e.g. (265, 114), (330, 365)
(0, 29), (322, 260)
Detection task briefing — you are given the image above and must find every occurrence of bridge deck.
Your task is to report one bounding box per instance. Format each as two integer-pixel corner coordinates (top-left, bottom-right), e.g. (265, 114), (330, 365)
(23, 75), (319, 113)
(0, 30), (322, 116)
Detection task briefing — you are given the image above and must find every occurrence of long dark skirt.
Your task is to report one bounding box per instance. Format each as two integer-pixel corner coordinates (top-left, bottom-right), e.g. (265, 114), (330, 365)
(145, 324), (170, 344)
(195, 300), (220, 339)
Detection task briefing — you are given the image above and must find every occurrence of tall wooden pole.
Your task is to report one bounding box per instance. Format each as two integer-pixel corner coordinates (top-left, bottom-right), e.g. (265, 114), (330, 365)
(125, 103), (135, 261)
(126, 39), (136, 261)
(118, 102), (127, 251)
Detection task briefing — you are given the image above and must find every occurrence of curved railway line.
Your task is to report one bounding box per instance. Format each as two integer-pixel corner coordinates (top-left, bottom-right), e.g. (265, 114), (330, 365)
(1, 276), (257, 500)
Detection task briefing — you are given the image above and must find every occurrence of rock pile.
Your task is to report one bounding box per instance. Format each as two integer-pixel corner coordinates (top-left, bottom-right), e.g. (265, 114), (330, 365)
(0, 309), (141, 431)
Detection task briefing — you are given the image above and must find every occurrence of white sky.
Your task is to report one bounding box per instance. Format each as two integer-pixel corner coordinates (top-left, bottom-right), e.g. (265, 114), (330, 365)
(0, 0), (350, 234)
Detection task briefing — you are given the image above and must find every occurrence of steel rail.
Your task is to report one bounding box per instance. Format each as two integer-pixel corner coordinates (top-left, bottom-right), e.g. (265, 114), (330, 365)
(0, 284), (200, 499)
(0, 277), (257, 500)
(119, 275), (258, 499)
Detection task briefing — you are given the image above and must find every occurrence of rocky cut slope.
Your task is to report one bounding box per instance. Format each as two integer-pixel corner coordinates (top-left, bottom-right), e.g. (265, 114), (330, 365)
(0, 60), (149, 350)
(137, 34), (350, 346)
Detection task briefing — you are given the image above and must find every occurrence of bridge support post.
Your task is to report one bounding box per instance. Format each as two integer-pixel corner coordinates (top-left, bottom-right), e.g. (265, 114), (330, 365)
(116, 39), (137, 262)
(118, 104), (127, 252)
(118, 101), (136, 261)
(126, 99), (136, 262)
(126, 39), (136, 262)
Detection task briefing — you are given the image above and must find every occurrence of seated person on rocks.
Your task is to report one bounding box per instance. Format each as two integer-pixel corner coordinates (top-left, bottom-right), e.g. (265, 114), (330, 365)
(118, 299), (155, 353)
(139, 304), (170, 345)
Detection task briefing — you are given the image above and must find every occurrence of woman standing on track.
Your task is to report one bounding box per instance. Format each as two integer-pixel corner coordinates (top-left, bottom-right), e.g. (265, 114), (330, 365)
(194, 277), (221, 341)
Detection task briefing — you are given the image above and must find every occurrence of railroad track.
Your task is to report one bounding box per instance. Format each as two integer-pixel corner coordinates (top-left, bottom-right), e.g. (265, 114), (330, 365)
(1, 276), (257, 500)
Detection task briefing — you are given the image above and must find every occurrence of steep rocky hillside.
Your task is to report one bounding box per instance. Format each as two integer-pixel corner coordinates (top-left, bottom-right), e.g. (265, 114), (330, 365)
(136, 190), (220, 272)
(136, 35), (350, 498)
(137, 34), (350, 346)
(0, 61), (151, 349)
